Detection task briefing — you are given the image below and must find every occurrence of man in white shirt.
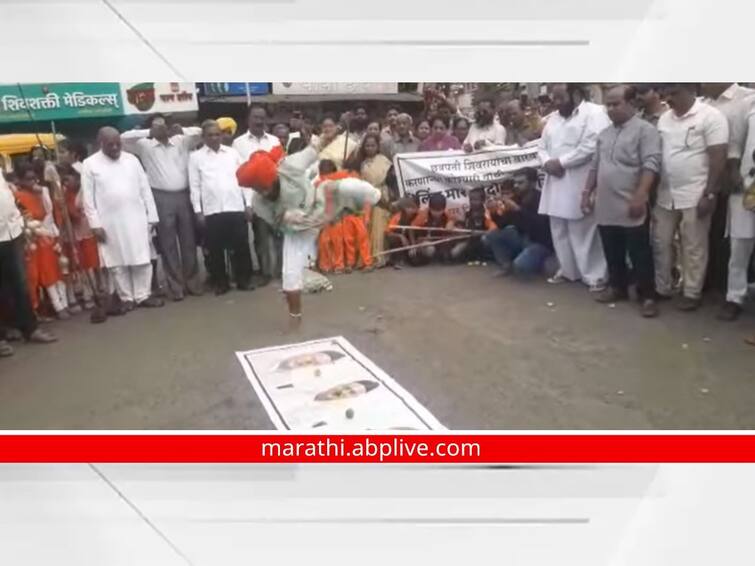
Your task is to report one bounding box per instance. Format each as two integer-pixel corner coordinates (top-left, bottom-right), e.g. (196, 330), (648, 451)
(701, 83), (755, 320)
(190, 120), (254, 295)
(232, 104), (282, 286)
(463, 98), (507, 152)
(0, 174), (57, 355)
(654, 84), (729, 311)
(82, 127), (164, 317)
(538, 83), (610, 290)
(121, 115), (203, 301)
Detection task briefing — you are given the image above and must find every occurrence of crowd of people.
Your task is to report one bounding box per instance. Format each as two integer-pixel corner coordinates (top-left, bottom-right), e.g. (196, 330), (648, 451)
(2, 82), (755, 358)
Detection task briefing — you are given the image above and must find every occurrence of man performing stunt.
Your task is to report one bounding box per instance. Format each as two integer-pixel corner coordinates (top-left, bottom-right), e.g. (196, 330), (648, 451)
(236, 130), (380, 332)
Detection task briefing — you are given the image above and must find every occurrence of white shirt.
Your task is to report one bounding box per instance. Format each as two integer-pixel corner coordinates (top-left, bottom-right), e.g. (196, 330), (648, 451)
(464, 121), (507, 148)
(231, 130), (281, 160)
(707, 83), (755, 160)
(657, 100), (729, 210)
(82, 151), (158, 267)
(121, 127), (202, 191)
(0, 174), (23, 242)
(189, 145), (251, 216)
(538, 101), (611, 219)
(728, 105), (755, 238)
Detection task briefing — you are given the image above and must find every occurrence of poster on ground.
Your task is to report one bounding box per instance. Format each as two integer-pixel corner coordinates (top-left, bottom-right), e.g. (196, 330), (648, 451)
(394, 144), (544, 216)
(0, 82), (122, 123)
(120, 82), (198, 115)
(236, 337), (444, 431)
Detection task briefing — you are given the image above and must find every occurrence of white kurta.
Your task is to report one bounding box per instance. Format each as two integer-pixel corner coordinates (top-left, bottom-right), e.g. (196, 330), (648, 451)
(728, 104), (755, 239)
(81, 151), (158, 268)
(538, 101), (611, 220)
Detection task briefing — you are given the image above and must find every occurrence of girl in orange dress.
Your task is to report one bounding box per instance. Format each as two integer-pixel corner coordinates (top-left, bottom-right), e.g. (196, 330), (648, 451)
(13, 163), (70, 319)
(59, 167), (100, 309)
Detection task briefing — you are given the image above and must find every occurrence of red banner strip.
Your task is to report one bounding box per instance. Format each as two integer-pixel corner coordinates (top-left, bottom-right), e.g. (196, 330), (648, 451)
(1, 435), (755, 463)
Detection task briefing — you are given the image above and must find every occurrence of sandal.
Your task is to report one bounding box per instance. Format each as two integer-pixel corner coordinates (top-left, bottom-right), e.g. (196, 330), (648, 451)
(0, 340), (14, 358)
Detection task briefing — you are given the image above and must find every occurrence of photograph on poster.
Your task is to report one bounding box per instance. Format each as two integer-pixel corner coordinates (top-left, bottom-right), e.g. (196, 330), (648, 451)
(236, 337), (445, 431)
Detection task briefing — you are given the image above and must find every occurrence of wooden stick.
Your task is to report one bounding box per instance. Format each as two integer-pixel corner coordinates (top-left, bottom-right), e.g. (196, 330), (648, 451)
(376, 234), (473, 257)
(392, 225), (489, 236)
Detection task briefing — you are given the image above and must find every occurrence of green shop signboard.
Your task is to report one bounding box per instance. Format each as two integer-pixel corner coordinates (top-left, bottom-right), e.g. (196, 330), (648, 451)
(0, 83), (123, 123)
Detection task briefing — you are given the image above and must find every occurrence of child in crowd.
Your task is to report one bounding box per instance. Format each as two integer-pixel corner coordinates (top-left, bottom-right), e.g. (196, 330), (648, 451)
(315, 160), (374, 273)
(409, 192), (455, 265)
(13, 163), (70, 319)
(385, 196), (420, 268)
(316, 160), (346, 274)
(59, 166), (100, 309)
(450, 187), (496, 262)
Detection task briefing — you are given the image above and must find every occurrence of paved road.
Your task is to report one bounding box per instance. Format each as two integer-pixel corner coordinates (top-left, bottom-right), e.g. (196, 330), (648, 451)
(1, 265), (754, 429)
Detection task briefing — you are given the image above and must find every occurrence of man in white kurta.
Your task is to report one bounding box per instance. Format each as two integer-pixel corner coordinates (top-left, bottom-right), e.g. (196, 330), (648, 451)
(538, 84), (610, 289)
(82, 127), (163, 311)
(702, 84), (755, 320)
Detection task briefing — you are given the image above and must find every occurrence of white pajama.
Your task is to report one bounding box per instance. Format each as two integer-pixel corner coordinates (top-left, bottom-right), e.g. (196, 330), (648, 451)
(726, 194), (755, 304)
(549, 216), (607, 286)
(109, 264), (153, 304)
(282, 230), (318, 292)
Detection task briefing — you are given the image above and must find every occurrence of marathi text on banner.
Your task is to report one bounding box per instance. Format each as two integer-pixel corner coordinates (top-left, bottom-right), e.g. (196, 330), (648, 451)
(393, 145), (544, 215)
(0, 83), (123, 123)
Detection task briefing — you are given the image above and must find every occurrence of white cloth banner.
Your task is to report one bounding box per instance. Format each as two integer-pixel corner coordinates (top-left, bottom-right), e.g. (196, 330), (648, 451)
(394, 145), (543, 215)
(236, 336), (444, 431)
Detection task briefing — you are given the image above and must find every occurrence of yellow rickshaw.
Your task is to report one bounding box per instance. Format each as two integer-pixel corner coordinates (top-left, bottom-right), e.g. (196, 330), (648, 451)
(0, 133), (66, 173)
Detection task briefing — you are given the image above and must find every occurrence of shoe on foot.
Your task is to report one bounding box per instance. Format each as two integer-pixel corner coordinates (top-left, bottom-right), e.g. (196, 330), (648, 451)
(5, 328), (23, 342)
(493, 264), (513, 278)
(676, 296), (701, 311)
(90, 306), (108, 324)
(588, 281), (608, 293)
(716, 301), (742, 321)
(55, 308), (71, 321)
(68, 304), (83, 315)
(547, 272), (567, 284)
(640, 299), (659, 318)
(236, 282), (256, 291)
(27, 328), (58, 344)
(123, 301), (136, 312)
(138, 296), (164, 308)
(594, 287), (629, 303)
(0, 340), (14, 357)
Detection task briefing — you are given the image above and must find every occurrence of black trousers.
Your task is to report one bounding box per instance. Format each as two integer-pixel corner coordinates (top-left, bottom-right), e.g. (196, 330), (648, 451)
(204, 212), (252, 289)
(598, 223), (655, 299)
(0, 236), (37, 339)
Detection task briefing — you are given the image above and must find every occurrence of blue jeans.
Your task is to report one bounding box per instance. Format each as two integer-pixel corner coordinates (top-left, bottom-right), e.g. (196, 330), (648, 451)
(483, 226), (552, 276)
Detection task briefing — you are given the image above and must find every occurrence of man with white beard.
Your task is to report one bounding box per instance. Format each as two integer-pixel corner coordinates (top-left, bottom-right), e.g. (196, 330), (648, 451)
(538, 83), (610, 291)
(82, 127), (164, 321)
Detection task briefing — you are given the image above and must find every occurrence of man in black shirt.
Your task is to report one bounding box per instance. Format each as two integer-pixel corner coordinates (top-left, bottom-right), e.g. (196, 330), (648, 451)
(483, 168), (554, 277)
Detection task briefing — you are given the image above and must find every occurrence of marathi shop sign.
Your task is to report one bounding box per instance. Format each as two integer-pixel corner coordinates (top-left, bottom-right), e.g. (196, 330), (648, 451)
(0, 82), (122, 123)
(120, 82), (198, 115)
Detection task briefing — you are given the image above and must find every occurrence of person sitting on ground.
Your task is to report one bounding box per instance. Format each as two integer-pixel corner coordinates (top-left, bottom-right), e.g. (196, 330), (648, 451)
(419, 116), (462, 152)
(409, 192), (455, 265)
(450, 187), (496, 262)
(483, 168), (555, 277)
(386, 196), (420, 269)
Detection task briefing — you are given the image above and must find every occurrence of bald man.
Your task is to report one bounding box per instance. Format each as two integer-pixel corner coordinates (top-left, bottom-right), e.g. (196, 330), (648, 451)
(81, 127), (163, 318)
